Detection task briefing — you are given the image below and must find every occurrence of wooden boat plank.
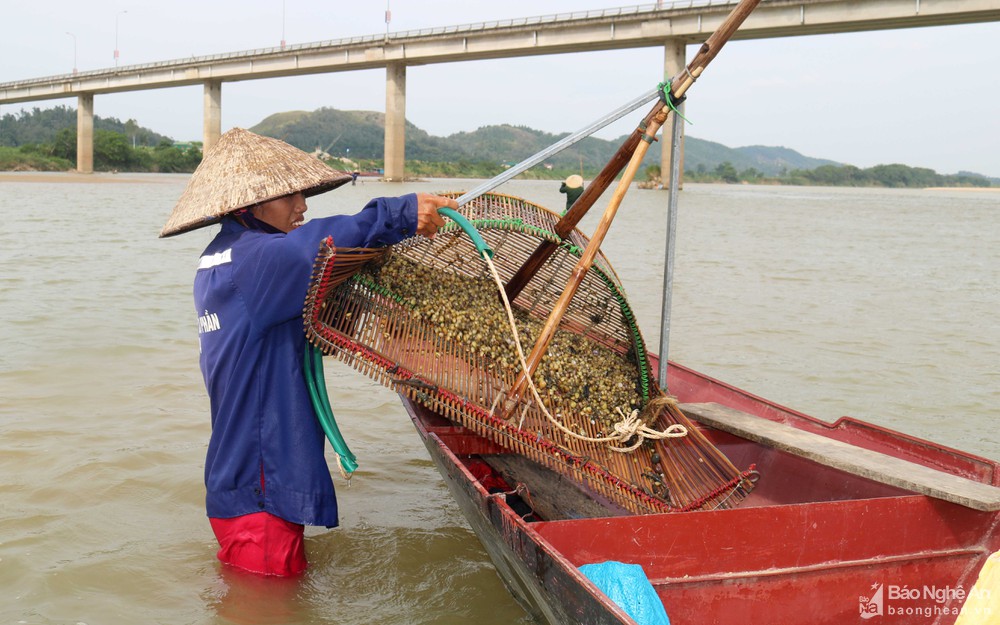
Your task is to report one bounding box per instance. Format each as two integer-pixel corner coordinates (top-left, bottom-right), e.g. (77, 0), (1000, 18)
(681, 402), (1000, 512)
(665, 360), (999, 484)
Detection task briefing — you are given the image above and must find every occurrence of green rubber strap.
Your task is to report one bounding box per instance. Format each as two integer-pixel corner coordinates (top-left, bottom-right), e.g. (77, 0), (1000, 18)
(657, 79), (692, 125)
(438, 207), (494, 258)
(304, 343), (358, 475)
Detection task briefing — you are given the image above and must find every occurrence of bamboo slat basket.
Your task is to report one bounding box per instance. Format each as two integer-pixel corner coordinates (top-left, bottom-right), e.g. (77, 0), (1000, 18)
(304, 192), (757, 514)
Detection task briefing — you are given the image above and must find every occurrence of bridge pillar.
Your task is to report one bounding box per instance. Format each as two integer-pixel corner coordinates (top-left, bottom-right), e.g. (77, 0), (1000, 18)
(203, 80), (222, 153)
(384, 63), (406, 182)
(661, 39), (686, 190)
(76, 94), (94, 174)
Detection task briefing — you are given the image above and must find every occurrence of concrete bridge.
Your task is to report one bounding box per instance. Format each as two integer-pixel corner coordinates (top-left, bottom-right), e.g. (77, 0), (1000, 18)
(2, 0), (998, 176)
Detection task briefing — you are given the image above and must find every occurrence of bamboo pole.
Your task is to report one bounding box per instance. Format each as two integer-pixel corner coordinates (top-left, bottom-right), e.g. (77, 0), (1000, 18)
(505, 106), (670, 409)
(503, 0), (762, 303)
(504, 0), (762, 409)
(503, 104), (662, 301)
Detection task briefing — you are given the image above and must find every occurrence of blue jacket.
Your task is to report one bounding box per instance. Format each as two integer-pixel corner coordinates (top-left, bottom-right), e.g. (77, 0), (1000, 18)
(194, 194), (419, 526)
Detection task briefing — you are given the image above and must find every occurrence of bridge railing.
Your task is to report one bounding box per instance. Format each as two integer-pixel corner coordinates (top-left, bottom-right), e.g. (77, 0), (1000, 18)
(0, 0), (739, 89)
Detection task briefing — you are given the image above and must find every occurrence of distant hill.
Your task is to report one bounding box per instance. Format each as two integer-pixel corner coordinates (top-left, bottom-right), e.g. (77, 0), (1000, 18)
(251, 107), (836, 177)
(10, 104), (985, 181)
(253, 108), (402, 159)
(681, 139), (838, 176)
(957, 170), (1000, 186)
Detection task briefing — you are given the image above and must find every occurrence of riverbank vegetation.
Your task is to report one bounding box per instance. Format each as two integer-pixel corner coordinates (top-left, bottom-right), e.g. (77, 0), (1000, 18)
(644, 162), (995, 189)
(0, 128), (202, 173)
(4, 140), (994, 189)
(2, 105), (995, 187)
(0, 106), (201, 173)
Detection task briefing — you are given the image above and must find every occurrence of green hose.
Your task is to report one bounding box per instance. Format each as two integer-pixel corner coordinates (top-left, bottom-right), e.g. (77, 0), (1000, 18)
(438, 207), (494, 259)
(303, 207), (488, 478)
(304, 342), (358, 476)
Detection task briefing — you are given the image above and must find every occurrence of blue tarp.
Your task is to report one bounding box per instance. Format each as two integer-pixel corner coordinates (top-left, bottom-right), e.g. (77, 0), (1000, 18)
(579, 561), (670, 625)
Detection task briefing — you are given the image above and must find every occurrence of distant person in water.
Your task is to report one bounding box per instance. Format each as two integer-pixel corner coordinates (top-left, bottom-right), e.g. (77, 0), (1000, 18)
(559, 174), (585, 215)
(351, 171), (359, 185)
(159, 128), (454, 577)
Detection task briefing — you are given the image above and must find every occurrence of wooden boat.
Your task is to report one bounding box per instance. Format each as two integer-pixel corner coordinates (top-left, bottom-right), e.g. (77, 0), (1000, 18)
(297, 3), (997, 616)
(399, 356), (1000, 624)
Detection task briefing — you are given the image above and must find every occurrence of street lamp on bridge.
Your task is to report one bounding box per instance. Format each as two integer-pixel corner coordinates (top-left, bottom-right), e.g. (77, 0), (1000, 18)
(281, 0), (286, 49)
(65, 31), (77, 75)
(114, 10), (127, 67)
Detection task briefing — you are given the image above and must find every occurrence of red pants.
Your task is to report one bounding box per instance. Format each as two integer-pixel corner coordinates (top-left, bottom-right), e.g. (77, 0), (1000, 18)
(209, 512), (307, 577)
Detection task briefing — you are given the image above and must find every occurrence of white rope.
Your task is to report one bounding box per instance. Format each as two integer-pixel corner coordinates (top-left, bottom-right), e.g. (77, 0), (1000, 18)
(481, 251), (688, 452)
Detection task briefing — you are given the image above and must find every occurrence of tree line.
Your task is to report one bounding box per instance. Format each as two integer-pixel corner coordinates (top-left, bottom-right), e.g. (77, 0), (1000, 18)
(2, 105), (995, 187)
(0, 106), (201, 172)
(650, 162), (994, 188)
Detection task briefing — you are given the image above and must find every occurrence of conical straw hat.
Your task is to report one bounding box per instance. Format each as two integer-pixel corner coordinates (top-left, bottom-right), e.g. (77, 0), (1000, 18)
(564, 174), (584, 189)
(159, 128), (352, 237)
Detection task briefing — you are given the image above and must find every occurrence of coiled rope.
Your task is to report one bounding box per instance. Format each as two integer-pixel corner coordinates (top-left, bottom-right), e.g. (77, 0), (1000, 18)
(481, 250), (687, 452)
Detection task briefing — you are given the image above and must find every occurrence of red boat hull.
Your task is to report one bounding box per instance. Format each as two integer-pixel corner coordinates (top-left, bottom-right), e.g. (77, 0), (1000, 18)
(402, 360), (1000, 625)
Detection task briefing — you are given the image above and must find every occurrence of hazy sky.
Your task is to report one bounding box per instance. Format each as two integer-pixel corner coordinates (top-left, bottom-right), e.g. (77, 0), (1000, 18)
(3, 1), (1000, 177)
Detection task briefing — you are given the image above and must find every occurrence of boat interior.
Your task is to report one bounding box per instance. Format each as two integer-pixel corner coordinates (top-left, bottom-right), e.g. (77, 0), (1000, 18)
(417, 401), (938, 523)
(411, 392), (999, 589)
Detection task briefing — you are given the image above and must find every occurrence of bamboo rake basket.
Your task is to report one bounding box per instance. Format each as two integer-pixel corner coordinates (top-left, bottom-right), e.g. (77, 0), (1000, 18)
(304, 192), (757, 514)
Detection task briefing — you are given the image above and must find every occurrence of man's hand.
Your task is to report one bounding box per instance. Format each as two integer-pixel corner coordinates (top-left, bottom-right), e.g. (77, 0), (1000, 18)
(414, 193), (456, 238)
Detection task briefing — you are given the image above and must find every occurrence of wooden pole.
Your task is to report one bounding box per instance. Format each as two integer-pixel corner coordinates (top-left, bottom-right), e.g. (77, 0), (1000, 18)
(503, 0), (762, 303)
(504, 0), (762, 409)
(505, 106), (670, 409)
(503, 104), (661, 301)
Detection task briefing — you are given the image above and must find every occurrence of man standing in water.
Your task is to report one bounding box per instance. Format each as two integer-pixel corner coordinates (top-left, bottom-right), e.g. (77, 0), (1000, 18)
(558, 174), (585, 215)
(161, 128), (456, 576)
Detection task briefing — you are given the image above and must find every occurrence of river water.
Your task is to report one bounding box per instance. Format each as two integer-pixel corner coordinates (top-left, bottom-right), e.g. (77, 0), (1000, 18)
(1, 173), (997, 624)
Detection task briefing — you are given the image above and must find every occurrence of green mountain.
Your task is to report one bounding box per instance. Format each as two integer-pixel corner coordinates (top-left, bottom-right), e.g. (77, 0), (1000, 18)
(253, 108), (399, 158)
(9, 104), (992, 183)
(683, 141), (838, 176)
(251, 107), (837, 177)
